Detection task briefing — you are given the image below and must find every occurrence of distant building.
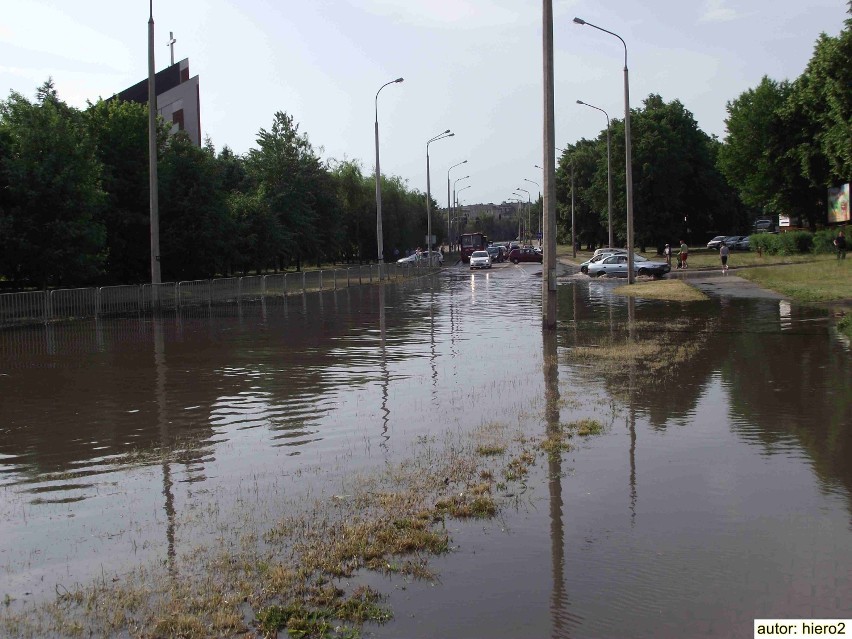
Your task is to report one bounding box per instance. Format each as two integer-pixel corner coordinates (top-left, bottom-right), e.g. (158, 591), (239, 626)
(112, 58), (201, 146)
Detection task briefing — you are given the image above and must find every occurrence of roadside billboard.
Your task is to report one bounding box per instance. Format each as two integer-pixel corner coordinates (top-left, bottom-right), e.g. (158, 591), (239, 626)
(827, 183), (850, 223)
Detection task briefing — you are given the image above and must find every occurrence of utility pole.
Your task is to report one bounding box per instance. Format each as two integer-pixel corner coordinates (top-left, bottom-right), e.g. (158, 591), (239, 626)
(148, 0), (161, 290)
(542, 0), (557, 328)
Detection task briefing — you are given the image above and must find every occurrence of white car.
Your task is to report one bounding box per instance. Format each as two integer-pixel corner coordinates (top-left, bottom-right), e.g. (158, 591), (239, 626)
(397, 250), (444, 266)
(469, 250), (492, 270)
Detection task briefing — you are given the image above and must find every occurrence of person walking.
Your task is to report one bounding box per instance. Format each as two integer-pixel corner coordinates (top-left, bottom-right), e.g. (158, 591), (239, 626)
(679, 240), (689, 269)
(719, 241), (729, 274)
(834, 230), (847, 260)
(664, 243), (672, 267)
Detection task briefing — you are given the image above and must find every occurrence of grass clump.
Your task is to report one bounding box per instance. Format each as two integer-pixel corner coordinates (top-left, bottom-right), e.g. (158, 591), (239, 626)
(539, 424), (573, 461)
(613, 279), (708, 302)
(476, 444), (506, 456)
(569, 419), (603, 437)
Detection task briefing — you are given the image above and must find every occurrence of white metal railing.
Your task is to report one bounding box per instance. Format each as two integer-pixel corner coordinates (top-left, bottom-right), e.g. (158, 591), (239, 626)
(0, 262), (437, 328)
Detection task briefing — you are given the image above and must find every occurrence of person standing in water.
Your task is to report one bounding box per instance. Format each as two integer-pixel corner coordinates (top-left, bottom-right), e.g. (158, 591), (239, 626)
(720, 241), (729, 274)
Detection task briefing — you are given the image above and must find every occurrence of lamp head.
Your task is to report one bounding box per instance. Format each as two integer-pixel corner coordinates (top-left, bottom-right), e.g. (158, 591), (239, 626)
(462, 160), (468, 164)
(444, 129), (451, 134)
(395, 77), (404, 83)
(576, 99), (584, 105)
(573, 17), (586, 25)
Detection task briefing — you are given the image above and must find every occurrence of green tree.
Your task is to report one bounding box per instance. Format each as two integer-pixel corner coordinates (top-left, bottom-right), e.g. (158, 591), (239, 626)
(86, 98), (170, 284)
(158, 133), (231, 280)
(0, 80), (105, 287)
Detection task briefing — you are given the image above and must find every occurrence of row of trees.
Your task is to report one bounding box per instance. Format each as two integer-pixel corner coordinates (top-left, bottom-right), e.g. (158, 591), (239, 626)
(0, 81), (435, 288)
(1, 13), (848, 287)
(555, 10), (850, 250)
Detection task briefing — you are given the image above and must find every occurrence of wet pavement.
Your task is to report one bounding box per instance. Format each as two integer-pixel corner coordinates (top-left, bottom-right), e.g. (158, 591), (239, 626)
(1, 261), (850, 637)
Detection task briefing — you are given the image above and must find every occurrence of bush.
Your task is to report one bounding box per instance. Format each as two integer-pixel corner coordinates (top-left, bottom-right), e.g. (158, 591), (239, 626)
(750, 230), (814, 255)
(814, 225), (850, 254)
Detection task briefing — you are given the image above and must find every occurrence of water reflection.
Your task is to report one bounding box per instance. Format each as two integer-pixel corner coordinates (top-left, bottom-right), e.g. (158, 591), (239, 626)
(1, 270), (851, 636)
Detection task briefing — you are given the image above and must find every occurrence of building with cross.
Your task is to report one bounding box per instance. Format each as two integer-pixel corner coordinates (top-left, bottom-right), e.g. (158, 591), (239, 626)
(113, 57), (201, 146)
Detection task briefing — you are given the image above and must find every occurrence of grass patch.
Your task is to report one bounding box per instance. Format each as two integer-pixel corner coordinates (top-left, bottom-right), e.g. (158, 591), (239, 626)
(476, 444), (506, 456)
(736, 257), (852, 303)
(837, 314), (852, 339)
(612, 279), (708, 302)
(568, 419), (603, 437)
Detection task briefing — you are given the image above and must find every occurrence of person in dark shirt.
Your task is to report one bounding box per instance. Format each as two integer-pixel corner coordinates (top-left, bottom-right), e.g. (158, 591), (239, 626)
(834, 231), (846, 260)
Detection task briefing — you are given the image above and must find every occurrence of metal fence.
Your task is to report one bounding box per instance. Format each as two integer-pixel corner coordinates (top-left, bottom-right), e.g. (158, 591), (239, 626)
(0, 263), (436, 328)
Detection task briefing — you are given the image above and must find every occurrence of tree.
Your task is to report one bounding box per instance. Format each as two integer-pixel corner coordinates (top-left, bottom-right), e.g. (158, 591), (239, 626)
(0, 81), (105, 287)
(86, 98), (170, 284)
(158, 133), (231, 280)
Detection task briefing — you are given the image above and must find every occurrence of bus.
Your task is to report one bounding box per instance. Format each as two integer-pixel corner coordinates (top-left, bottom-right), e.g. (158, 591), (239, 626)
(460, 232), (488, 263)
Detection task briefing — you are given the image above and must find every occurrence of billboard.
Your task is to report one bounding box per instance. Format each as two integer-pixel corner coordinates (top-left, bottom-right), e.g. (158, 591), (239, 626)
(827, 183), (850, 223)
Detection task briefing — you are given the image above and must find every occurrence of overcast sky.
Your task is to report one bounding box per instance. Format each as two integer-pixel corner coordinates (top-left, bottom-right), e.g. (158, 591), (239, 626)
(2, 0), (848, 207)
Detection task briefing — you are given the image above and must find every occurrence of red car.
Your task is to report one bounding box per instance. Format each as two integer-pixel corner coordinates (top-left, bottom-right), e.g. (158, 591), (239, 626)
(508, 247), (543, 264)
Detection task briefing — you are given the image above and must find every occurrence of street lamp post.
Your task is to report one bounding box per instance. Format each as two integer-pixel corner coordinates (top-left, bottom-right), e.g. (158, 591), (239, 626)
(571, 161), (576, 258)
(427, 130), (454, 264)
(375, 77), (403, 267)
(573, 17), (634, 283)
(517, 187), (531, 243)
(448, 160), (468, 251)
(453, 175), (470, 246)
(576, 99), (613, 249)
(456, 184), (471, 240)
(524, 178), (540, 240)
(508, 196), (524, 242)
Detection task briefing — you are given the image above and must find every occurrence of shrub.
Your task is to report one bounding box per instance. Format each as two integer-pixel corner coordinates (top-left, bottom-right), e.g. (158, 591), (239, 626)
(750, 231), (813, 255)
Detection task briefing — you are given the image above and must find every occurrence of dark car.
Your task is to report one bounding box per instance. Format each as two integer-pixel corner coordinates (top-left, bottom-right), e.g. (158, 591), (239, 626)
(508, 247), (543, 264)
(486, 246), (502, 263)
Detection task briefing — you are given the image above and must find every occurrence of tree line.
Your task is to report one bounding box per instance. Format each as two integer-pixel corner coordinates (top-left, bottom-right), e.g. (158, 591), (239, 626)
(556, 10), (850, 251)
(0, 81), (435, 289)
(1, 12), (848, 287)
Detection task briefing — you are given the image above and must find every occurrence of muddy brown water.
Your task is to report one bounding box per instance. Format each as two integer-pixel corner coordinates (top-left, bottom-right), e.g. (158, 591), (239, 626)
(1, 265), (850, 638)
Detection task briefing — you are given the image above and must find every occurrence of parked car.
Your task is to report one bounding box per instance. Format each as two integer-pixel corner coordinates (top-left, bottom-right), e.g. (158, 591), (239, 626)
(580, 251), (620, 274)
(486, 245), (502, 263)
(397, 250), (443, 265)
(731, 236), (750, 251)
(593, 247), (627, 258)
(508, 247), (543, 264)
(469, 250), (492, 270)
(586, 253), (670, 278)
(753, 218), (775, 232)
(706, 236), (728, 250)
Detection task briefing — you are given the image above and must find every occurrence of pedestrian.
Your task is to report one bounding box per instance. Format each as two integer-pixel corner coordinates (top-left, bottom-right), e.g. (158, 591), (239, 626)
(834, 230), (847, 260)
(664, 243), (672, 267)
(719, 241), (729, 274)
(679, 239), (689, 269)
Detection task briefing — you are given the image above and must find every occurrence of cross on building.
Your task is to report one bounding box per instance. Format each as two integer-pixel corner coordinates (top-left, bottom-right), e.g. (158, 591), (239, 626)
(167, 31), (176, 65)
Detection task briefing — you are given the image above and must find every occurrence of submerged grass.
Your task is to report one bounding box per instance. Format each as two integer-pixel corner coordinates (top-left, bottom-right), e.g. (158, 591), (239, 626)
(2, 415), (603, 639)
(612, 279), (708, 302)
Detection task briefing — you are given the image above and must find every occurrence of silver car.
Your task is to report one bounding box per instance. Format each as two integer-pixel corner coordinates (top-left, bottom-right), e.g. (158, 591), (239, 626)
(469, 250), (492, 270)
(586, 253), (670, 278)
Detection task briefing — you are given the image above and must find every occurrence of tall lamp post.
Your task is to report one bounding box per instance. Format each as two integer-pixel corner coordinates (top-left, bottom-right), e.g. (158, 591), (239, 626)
(448, 160), (468, 251)
(508, 196), (524, 241)
(573, 17), (634, 283)
(576, 99), (613, 249)
(147, 0), (161, 289)
(374, 77), (404, 266)
(456, 184), (471, 240)
(426, 130), (454, 264)
(524, 178), (541, 240)
(453, 175), (470, 244)
(516, 187), (531, 243)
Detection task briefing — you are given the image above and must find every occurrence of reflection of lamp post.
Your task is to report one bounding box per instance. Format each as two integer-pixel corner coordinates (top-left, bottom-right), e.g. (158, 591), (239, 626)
(576, 99), (613, 249)
(426, 130), (454, 264)
(447, 160), (467, 251)
(574, 17), (634, 283)
(374, 77), (404, 265)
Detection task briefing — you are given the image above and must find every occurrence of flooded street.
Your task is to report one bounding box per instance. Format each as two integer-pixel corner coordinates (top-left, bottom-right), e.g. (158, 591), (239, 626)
(1, 264), (850, 638)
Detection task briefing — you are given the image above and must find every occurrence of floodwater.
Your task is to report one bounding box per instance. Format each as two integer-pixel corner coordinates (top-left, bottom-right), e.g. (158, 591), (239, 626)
(1, 264), (850, 638)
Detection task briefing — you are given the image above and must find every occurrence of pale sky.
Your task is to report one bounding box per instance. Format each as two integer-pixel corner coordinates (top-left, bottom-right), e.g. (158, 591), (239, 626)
(2, 0), (847, 207)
